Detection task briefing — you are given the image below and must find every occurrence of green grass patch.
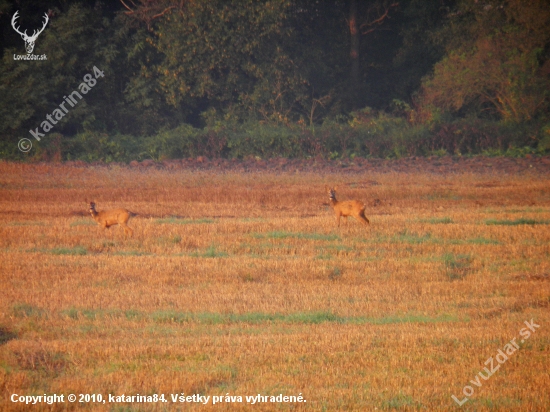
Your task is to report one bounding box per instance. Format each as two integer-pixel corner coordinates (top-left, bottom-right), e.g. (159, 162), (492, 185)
(418, 217), (454, 224)
(25, 246), (88, 255)
(150, 311), (344, 325)
(152, 311), (222, 324)
(381, 393), (420, 409)
(111, 250), (151, 256)
(253, 231), (340, 241)
(448, 237), (501, 245)
(443, 253), (472, 280)
(503, 208), (547, 214)
(70, 219), (96, 227)
(189, 245), (228, 258)
(50, 246), (87, 255)
(61, 308), (116, 320)
(367, 231), (499, 246)
(328, 266), (342, 281)
(62, 308), (81, 320)
(61, 308), (148, 321)
(0, 327), (17, 345)
(12, 303), (47, 319)
(485, 218), (550, 226)
(35, 307), (462, 326)
(392, 230), (433, 244)
(149, 311), (459, 325)
(156, 217), (215, 225)
(423, 192), (461, 201)
(316, 253), (333, 260)
(466, 237), (501, 245)
(124, 310), (143, 320)
(156, 235), (183, 246)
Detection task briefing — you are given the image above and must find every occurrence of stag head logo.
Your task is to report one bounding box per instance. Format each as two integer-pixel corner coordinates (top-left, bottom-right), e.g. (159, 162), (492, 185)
(11, 11), (49, 54)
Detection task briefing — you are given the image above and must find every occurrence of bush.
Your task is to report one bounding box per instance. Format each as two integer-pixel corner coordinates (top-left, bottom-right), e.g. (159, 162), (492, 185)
(65, 132), (144, 162)
(430, 119), (541, 156)
(145, 124), (202, 160)
(224, 122), (302, 159)
(347, 109), (431, 158)
(538, 123), (550, 154)
(1, 112), (547, 162)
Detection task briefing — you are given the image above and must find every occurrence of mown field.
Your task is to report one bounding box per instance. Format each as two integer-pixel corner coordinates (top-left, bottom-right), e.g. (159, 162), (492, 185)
(0, 161), (549, 411)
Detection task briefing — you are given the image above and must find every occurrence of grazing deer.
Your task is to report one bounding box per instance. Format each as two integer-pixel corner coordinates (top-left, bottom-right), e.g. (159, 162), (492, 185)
(326, 186), (370, 227)
(88, 202), (134, 237)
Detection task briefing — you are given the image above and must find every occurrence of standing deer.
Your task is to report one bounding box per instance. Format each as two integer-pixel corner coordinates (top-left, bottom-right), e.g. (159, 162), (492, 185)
(88, 202), (135, 237)
(326, 186), (370, 227)
(11, 11), (49, 54)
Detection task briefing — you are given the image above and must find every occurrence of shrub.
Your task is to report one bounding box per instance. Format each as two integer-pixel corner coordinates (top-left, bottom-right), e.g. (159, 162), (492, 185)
(2, 112), (547, 162)
(224, 122), (305, 159)
(145, 124), (202, 160)
(66, 132), (143, 162)
(430, 118), (540, 155)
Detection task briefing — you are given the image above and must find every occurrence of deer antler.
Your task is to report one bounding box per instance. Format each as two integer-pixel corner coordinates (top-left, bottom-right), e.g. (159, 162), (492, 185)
(11, 11), (27, 38)
(28, 13), (49, 41)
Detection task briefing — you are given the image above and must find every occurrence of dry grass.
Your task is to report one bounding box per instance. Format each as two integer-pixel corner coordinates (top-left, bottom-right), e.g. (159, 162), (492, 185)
(0, 162), (549, 411)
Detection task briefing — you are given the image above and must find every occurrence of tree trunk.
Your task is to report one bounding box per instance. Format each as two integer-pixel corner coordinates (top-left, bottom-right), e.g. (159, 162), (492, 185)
(349, 0), (360, 109)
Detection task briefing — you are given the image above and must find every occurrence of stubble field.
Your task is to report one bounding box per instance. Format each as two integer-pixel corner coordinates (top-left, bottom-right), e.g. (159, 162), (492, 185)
(0, 160), (549, 411)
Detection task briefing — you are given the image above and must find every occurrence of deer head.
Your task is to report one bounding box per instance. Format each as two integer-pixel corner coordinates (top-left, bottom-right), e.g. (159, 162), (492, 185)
(11, 11), (49, 54)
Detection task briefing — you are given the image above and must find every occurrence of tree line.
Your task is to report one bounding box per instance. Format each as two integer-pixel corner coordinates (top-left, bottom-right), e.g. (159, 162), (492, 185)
(0, 0), (548, 161)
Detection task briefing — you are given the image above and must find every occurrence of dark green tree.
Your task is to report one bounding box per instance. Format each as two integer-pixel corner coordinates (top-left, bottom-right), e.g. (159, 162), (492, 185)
(420, 0), (550, 122)
(0, 3), (124, 139)
(120, 0), (310, 125)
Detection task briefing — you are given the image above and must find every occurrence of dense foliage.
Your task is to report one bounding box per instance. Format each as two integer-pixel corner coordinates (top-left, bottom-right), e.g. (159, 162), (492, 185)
(0, 0), (548, 161)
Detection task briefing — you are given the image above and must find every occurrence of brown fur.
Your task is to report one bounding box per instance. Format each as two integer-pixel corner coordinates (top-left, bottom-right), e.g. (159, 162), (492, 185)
(325, 186), (369, 227)
(88, 202), (134, 237)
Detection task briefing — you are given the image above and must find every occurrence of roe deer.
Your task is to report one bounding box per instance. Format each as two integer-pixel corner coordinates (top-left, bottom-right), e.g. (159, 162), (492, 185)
(326, 186), (369, 227)
(88, 202), (135, 237)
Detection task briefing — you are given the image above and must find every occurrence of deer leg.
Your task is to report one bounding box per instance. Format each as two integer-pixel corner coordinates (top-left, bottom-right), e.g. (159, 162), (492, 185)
(121, 223), (133, 237)
(359, 210), (370, 226)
